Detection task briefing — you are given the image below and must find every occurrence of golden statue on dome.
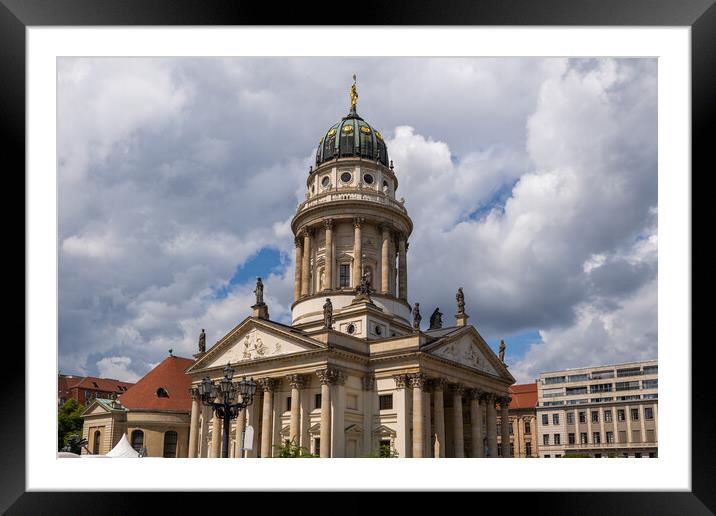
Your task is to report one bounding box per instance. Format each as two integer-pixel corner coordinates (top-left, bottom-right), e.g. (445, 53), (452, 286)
(349, 74), (358, 111)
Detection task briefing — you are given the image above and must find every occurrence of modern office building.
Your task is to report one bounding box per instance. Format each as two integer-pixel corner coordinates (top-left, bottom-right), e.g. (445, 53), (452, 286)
(535, 359), (657, 458)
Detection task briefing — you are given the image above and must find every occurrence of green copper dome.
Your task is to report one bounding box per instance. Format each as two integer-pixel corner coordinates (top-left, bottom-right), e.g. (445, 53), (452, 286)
(315, 111), (389, 169)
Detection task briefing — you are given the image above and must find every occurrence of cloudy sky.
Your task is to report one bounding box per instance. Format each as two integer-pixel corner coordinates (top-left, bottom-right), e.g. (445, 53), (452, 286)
(57, 57), (657, 384)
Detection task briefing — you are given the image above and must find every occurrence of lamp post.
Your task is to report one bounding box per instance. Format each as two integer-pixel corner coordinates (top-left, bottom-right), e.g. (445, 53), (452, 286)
(198, 363), (257, 458)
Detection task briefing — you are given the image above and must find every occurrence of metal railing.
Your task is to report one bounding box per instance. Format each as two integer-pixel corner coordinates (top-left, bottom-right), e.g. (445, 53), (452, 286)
(297, 187), (408, 214)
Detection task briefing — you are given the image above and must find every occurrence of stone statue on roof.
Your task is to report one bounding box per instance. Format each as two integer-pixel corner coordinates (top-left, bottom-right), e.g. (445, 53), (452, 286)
(456, 287), (465, 314)
(254, 277), (264, 305)
(429, 308), (443, 330)
(499, 340), (506, 363)
(323, 298), (333, 329)
(198, 329), (206, 353)
(412, 302), (422, 331)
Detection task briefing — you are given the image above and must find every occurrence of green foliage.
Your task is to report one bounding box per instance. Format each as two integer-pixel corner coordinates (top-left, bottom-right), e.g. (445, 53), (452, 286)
(58, 399), (84, 451)
(272, 438), (317, 458)
(364, 444), (400, 458)
(562, 453), (592, 458)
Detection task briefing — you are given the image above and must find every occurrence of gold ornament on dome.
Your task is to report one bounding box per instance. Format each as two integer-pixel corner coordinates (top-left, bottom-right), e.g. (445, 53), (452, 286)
(342, 124), (353, 133)
(375, 130), (383, 140)
(327, 128), (336, 137)
(360, 126), (371, 134)
(350, 74), (358, 110)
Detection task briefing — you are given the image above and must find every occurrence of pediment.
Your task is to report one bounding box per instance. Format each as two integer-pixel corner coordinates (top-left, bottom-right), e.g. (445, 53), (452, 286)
(426, 328), (512, 381)
(81, 400), (111, 417)
(188, 318), (324, 373)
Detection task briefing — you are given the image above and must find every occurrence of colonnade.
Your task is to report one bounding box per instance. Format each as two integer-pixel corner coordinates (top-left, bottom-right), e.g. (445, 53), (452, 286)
(293, 218), (409, 302)
(187, 370), (511, 458)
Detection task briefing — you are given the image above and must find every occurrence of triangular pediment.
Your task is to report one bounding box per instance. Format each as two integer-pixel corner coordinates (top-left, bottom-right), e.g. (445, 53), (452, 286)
(424, 327), (514, 382)
(187, 318), (325, 373)
(80, 399), (116, 417)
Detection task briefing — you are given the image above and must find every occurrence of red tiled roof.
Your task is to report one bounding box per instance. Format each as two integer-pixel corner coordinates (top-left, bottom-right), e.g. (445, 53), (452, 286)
(118, 356), (194, 412)
(508, 382), (537, 409)
(69, 376), (134, 393)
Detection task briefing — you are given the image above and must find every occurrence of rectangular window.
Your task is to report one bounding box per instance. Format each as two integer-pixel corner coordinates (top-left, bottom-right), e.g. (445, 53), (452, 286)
(617, 409), (626, 421)
(591, 370), (615, 380)
(606, 431), (614, 443)
(594, 453), (601, 458)
(552, 414), (559, 425)
(542, 414), (549, 425)
(567, 374), (590, 382)
(315, 393), (322, 409)
(642, 379), (658, 389)
(615, 381), (641, 391)
(524, 421), (531, 434)
(553, 434), (561, 445)
(379, 394), (393, 410)
(646, 429), (656, 442)
(568, 433), (575, 445)
(525, 442), (532, 456)
(579, 412), (586, 423)
(339, 264), (351, 288)
(544, 376), (566, 385)
(580, 432), (588, 444)
(543, 434), (549, 445)
(314, 438), (320, 455)
(635, 452), (642, 458)
(509, 422), (514, 435)
(590, 383), (613, 393)
(497, 423), (502, 435)
(286, 397), (292, 412)
(616, 367), (641, 378)
(604, 410), (613, 422)
(567, 412), (574, 424)
(644, 407), (654, 420)
(591, 411), (599, 423)
(566, 387), (588, 396)
(592, 432), (601, 444)
(643, 365), (658, 375)
(632, 430), (641, 443)
(619, 431), (627, 442)
(631, 408), (640, 421)
(544, 454), (551, 458)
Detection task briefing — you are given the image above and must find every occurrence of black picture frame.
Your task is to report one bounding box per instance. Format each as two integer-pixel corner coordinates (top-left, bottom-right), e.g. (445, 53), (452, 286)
(3, 0), (709, 513)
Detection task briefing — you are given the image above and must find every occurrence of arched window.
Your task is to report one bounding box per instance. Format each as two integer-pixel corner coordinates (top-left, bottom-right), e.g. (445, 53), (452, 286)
(131, 430), (144, 452)
(163, 431), (178, 458)
(92, 430), (101, 454)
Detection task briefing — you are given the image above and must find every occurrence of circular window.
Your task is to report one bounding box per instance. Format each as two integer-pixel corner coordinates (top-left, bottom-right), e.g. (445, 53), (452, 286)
(383, 180), (389, 189)
(375, 325), (382, 335)
(321, 176), (330, 187)
(347, 324), (356, 335)
(341, 172), (352, 183)
(363, 174), (374, 184)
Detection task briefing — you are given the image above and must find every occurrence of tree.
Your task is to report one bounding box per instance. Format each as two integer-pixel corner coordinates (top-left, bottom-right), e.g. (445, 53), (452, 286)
(58, 399), (84, 451)
(272, 438), (317, 458)
(364, 444), (399, 458)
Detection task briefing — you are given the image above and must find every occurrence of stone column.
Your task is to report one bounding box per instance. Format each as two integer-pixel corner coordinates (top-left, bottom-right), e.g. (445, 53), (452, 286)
(288, 374), (306, 444)
(432, 379), (446, 458)
(485, 394), (497, 457)
(323, 219), (333, 291)
(381, 225), (391, 293)
(316, 368), (343, 458)
(210, 409), (221, 458)
(234, 403), (246, 458)
(188, 388), (201, 458)
(393, 374), (411, 458)
(258, 378), (277, 458)
(499, 396), (511, 458)
(353, 218), (363, 287)
(409, 373), (427, 458)
(469, 389), (484, 458)
(451, 384), (465, 458)
(199, 404), (211, 457)
(301, 229), (312, 297)
(398, 237), (408, 301)
(294, 236), (303, 302)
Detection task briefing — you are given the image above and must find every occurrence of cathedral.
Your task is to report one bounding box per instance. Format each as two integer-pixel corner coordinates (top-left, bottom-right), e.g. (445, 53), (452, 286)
(185, 79), (516, 458)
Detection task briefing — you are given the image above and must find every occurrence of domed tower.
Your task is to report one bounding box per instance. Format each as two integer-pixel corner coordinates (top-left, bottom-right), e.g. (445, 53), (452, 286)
(291, 77), (413, 338)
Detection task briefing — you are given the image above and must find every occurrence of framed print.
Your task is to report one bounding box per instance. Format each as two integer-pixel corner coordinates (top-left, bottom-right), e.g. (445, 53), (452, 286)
(4, 0), (711, 513)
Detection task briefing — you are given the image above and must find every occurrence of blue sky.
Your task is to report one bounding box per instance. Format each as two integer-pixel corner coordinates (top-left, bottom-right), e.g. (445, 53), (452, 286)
(57, 57), (657, 383)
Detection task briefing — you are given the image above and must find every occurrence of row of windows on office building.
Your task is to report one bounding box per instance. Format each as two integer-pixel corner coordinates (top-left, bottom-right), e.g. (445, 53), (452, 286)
(541, 406), (655, 426)
(542, 428), (657, 446)
(541, 393), (658, 407)
(543, 365), (657, 385)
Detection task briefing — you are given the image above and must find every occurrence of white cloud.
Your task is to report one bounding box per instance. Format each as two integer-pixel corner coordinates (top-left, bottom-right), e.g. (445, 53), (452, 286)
(95, 356), (141, 382)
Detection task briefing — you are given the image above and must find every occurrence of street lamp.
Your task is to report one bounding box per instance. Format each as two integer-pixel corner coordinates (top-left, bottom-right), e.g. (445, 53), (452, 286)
(198, 362), (257, 458)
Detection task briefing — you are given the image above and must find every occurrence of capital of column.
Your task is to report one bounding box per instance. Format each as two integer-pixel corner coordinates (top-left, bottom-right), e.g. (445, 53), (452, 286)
(379, 222), (392, 234)
(257, 377), (279, 392)
(362, 375), (375, 391)
(450, 383), (465, 397)
(189, 386), (200, 400)
(429, 377), (448, 392)
(323, 218), (334, 230)
(294, 236), (304, 248)
(301, 227), (315, 238)
(353, 217), (365, 228)
(480, 392), (496, 405)
(393, 373), (410, 389)
(466, 388), (484, 401)
(287, 374), (308, 389)
(497, 396), (512, 408)
(316, 367), (345, 385)
(407, 372), (428, 390)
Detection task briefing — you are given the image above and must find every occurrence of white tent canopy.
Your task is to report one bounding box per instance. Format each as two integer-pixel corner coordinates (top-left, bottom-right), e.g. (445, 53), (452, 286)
(105, 434), (140, 458)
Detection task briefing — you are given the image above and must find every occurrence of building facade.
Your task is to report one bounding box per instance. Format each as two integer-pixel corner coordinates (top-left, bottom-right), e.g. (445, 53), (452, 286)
(185, 80), (516, 458)
(80, 355), (194, 457)
(59, 374), (133, 407)
(497, 382), (538, 458)
(535, 359), (658, 458)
